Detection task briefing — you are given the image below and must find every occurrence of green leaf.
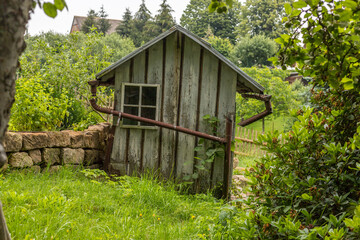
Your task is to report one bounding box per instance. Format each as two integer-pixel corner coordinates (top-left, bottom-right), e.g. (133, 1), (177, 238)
(301, 193), (313, 201)
(284, 3), (292, 15)
(313, 25), (322, 32)
(293, 0), (307, 8)
(341, 77), (354, 90)
(343, 0), (357, 9)
(339, 9), (352, 21)
(290, 9), (302, 17)
(43, 2), (58, 18)
(54, 0), (65, 10)
(194, 146), (203, 152)
(283, 205), (291, 213)
(203, 114), (211, 120)
(183, 175), (191, 181)
(208, 2), (219, 13)
(268, 56), (278, 62)
(226, 0), (233, 8)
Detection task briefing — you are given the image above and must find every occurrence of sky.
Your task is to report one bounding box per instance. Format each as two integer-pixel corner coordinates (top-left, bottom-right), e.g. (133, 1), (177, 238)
(28, 0), (191, 35)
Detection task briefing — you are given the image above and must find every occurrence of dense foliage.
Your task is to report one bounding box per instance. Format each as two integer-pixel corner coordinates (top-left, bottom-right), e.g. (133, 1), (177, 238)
(235, 68), (310, 132)
(10, 31), (135, 131)
(180, 0), (240, 43)
(230, 35), (278, 67)
(155, 0), (176, 34)
(225, 0), (360, 238)
(237, 0), (293, 39)
(116, 8), (133, 39)
(206, 35), (234, 58)
(81, 7), (111, 35)
(97, 5), (111, 35)
(115, 0), (175, 47)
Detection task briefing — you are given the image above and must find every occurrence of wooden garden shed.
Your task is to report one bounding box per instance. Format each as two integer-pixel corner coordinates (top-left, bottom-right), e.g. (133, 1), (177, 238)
(92, 25), (265, 194)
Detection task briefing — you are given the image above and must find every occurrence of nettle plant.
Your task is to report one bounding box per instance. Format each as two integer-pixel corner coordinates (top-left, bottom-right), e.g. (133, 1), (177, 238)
(232, 0), (360, 238)
(183, 115), (224, 184)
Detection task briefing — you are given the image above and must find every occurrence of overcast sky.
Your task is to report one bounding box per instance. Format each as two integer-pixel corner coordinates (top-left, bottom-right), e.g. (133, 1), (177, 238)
(28, 0), (191, 35)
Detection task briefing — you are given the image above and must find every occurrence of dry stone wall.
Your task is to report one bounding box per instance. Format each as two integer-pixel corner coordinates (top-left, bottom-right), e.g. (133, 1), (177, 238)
(1, 123), (111, 172)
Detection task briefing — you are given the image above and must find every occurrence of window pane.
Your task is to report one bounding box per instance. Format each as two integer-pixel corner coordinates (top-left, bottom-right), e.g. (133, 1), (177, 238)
(140, 107), (156, 126)
(142, 87), (157, 106)
(123, 106), (138, 125)
(124, 86), (139, 105)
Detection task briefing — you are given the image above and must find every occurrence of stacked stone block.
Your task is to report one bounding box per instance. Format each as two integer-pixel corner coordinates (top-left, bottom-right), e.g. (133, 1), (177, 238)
(1, 123), (110, 172)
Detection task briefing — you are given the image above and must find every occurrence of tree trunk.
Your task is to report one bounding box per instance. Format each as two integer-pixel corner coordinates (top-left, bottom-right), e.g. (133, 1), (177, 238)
(0, 0), (33, 238)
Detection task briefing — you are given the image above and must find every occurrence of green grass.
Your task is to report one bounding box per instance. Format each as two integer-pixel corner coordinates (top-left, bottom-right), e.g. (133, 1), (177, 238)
(236, 156), (259, 169)
(240, 116), (290, 133)
(0, 168), (225, 240)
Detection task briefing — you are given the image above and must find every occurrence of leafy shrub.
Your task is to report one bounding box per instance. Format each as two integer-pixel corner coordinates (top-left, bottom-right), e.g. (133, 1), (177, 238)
(9, 75), (69, 131)
(230, 35), (277, 67)
(206, 35), (234, 58)
(236, 107), (359, 238)
(12, 31), (135, 131)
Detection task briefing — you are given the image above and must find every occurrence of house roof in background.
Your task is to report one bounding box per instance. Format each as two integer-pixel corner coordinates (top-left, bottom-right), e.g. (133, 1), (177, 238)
(96, 25), (265, 93)
(70, 16), (122, 34)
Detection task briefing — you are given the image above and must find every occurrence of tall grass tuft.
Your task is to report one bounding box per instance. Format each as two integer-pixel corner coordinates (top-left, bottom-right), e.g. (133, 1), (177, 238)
(0, 168), (224, 239)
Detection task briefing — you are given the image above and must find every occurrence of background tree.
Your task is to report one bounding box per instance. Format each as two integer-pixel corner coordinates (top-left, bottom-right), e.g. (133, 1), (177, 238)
(237, 0), (292, 39)
(81, 9), (98, 33)
(97, 5), (110, 35)
(230, 35), (277, 67)
(180, 0), (240, 43)
(116, 8), (134, 38)
(155, 0), (175, 33)
(205, 35), (233, 57)
(142, 20), (160, 42)
(133, 0), (152, 46)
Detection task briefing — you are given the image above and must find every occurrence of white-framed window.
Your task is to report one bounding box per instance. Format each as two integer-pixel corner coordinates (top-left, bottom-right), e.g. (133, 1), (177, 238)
(120, 83), (160, 129)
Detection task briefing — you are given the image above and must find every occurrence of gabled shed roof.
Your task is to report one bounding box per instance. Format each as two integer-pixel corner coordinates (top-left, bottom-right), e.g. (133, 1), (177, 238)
(96, 25), (264, 93)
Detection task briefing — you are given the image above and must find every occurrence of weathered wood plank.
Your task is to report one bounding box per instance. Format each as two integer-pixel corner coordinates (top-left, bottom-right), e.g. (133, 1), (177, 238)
(161, 32), (180, 179)
(127, 52), (145, 175)
(212, 63), (236, 188)
(143, 41), (162, 172)
(196, 49), (219, 191)
(176, 36), (201, 179)
(110, 61), (130, 175)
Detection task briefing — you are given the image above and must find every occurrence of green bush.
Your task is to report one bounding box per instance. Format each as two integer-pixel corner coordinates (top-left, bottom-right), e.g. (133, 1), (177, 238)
(230, 35), (277, 67)
(9, 75), (68, 131)
(206, 35), (234, 58)
(12, 31), (135, 131)
(237, 107), (360, 238)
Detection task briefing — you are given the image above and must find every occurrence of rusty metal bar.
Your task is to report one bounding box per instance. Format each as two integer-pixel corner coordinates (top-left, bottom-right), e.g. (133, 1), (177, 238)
(88, 81), (227, 144)
(238, 93), (272, 127)
(223, 117), (233, 200)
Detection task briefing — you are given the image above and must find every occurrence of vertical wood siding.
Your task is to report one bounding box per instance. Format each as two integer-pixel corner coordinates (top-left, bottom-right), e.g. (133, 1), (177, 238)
(110, 61), (130, 175)
(195, 49), (219, 191)
(111, 32), (236, 191)
(175, 35), (201, 178)
(212, 63), (237, 185)
(143, 42), (162, 171)
(160, 32), (181, 178)
(128, 52), (146, 175)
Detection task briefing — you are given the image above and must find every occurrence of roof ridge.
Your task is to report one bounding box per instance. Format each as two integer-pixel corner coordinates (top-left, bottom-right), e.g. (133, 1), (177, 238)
(96, 25), (264, 93)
